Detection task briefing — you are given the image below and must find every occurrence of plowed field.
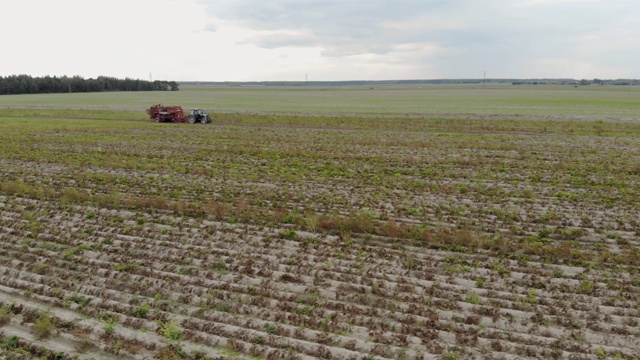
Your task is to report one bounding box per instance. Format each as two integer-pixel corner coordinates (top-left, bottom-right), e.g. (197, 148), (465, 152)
(0, 87), (639, 359)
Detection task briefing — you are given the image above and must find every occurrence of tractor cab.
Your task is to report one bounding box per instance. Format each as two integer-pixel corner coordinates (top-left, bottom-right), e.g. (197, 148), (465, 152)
(187, 109), (212, 124)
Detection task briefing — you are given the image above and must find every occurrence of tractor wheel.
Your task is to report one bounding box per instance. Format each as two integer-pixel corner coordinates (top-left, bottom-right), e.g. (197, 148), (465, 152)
(200, 116), (208, 124)
(153, 117), (160, 123)
(188, 115), (196, 124)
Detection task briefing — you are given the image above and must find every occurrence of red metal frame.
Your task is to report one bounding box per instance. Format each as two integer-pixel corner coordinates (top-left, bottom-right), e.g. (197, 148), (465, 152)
(146, 104), (188, 123)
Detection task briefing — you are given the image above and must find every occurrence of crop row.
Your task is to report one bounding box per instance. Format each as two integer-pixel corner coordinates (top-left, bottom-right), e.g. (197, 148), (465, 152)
(1, 115), (639, 359)
(1, 194), (639, 359)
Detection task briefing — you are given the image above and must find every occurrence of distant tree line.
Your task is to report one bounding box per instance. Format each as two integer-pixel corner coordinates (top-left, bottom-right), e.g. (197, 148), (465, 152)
(512, 78), (640, 86)
(511, 81), (549, 85)
(179, 79), (494, 87)
(0, 75), (179, 95)
(180, 78), (640, 88)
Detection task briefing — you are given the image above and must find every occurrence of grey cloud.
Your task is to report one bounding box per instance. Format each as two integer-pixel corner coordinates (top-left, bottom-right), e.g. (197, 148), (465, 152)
(203, 23), (218, 32)
(250, 33), (320, 49)
(212, 0), (450, 32)
(198, 0), (640, 77)
(202, 0), (455, 53)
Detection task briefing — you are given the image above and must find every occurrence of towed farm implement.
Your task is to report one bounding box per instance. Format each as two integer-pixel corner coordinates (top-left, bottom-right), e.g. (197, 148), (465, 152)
(146, 104), (212, 124)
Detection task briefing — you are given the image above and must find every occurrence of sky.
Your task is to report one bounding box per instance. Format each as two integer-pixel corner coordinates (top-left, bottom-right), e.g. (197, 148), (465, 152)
(2, 0), (638, 81)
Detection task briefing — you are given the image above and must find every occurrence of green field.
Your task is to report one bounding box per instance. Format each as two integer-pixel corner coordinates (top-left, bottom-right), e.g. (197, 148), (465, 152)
(0, 86), (638, 359)
(1, 84), (639, 119)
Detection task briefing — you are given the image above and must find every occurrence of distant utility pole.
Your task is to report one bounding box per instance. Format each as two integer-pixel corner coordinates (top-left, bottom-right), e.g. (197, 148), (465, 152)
(149, 73), (152, 82)
(484, 71), (486, 87)
(306, 74), (308, 89)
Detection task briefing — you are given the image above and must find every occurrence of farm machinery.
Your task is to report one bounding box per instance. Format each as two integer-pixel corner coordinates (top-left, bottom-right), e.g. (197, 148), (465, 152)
(146, 104), (212, 124)
(187, 109), (212, 124)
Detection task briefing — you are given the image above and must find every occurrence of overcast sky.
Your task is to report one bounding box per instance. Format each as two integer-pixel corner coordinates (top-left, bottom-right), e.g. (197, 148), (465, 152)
(2, 0), (638, 81)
